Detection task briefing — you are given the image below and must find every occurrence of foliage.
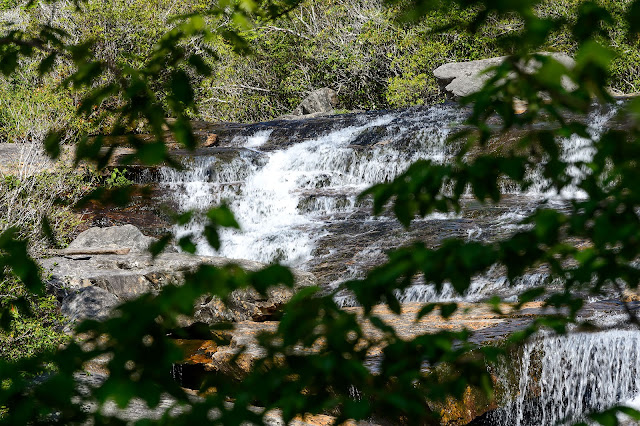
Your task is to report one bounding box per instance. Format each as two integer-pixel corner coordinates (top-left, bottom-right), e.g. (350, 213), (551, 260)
(104, 167), (131, 189)
(0, 165), (89, 251)
(3, 0), (640, 126)
(0, 0), (640, 425)
(0, 274), (68, 362)
(0, 162), (88, 365)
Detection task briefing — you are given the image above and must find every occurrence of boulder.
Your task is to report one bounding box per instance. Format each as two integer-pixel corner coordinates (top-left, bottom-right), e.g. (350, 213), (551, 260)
(67, 224), (156, 254)
(41, 225), (318, 325)
(42, 252), (316, 324)
(291, 88), (338, 117)
(434, 53), (576, 98)
(61, 286), (119, 325)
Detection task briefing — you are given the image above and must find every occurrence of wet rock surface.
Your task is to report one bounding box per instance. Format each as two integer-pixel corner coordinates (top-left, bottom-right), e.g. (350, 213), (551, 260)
(171, 301), (556, 380)
(57, 104), (640, 425)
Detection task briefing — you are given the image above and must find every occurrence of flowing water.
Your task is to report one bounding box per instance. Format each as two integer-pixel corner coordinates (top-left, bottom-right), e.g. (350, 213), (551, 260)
(491, 330), (640, 426)
(159, 104), (617, 303)
(156, 103), (640, 424)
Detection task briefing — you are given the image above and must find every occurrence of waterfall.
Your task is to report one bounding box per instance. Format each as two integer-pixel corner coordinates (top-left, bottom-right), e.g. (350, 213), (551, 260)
(493, 330), (640, 425)
(159, 106), (463, 266)
(158, 104), (618, 303)
(511, 105), (619, 199)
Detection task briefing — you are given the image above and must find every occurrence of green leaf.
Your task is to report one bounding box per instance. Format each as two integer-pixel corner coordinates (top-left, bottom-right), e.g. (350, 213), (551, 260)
(38, 52), (57, 75)
(440, 303), (457, 319)
(170, 70), (194, 106)
(207, 205), (240, 229)
(188, 54), (212, 76)
(628, 0), (640, 37)
(416, 303), (436, 320)
(148, 234), (172, 258)
(173, 117), (197, 150)
(178, 236), (197, 254)
(43, 130), (63, 159)
(41, 215), (56, 247)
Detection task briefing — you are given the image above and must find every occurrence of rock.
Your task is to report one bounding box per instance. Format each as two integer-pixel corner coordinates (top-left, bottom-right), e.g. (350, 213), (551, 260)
(61, 286), (119, 326)
(291, 88), (338, 117)
(67, 224), (157, 254)
(434, 53), (576, 98)
(40, 253), (316, 326)
(42, 229), (318, 324)
(193, 286), (291, 323)
(202, 133), (218, 147)
(173, 301), (551, 381)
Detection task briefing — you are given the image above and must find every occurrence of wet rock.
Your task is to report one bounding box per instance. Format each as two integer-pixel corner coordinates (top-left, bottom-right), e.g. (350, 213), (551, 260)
(174, 322), (275, 380)
(193, 285), (297, 323)
(290, 88), (339, 117)
(349, 126), (389, 147)
(174, 301), (551, 381)
(202, 133), (218, 147)
(434, 53), (575, 98)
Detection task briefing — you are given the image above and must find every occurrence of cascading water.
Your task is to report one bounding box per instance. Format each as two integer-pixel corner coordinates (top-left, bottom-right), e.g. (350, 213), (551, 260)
(160, 107), (463, 263)
(492, 330), (640, 426)
(155, 103), (637, 424)
(505, 105), (620, 198)
(159, 104), (617, 304)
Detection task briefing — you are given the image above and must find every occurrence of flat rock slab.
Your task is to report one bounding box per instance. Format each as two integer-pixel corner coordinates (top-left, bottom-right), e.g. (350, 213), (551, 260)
(41, 252), (317, 324)
(61, 286), (119, 329)
(67, 224), (157, 253)
(173, 301), (554, 381)
(176, 298), (636, 378)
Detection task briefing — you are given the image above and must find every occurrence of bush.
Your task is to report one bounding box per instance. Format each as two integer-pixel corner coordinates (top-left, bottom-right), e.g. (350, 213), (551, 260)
(0, 164), (88, 252)
(0, 275), (68, 362)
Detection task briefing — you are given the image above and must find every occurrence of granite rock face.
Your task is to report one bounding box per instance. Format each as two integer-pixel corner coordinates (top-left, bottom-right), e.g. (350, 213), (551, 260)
(61, 286), (119, 323)
(41, 226), (317, 326)
(434, 53), (576, 98)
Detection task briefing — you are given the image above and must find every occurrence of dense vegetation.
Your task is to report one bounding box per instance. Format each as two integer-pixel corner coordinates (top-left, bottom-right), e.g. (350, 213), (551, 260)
(1, 0), (640, 424)
(1, 0), (640, 135)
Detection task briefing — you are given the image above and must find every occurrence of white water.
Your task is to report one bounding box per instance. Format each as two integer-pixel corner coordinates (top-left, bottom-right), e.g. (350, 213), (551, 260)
(157, 104), (638, 425)
(494, 330), (640, 425)
(159, 104), (617, 303)
(160, 106), (462, 266)
(506, 105), (619, 199)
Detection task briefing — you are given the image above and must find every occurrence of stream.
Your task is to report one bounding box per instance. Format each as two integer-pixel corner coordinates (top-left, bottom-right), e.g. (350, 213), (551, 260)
(126, 103), (637, 424)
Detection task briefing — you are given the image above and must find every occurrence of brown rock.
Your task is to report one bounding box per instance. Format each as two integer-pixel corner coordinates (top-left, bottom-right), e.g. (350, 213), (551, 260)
(203, 134), (218, 147)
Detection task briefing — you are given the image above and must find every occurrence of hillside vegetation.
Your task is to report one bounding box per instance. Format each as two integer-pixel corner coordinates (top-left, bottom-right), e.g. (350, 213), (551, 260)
(0, 0), (639, 138)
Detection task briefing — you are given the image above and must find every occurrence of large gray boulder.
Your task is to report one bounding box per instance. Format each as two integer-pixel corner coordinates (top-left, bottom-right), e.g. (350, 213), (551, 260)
(434, 53), (576, 98)
(41, 226), (317, 325)
(67, 224), (156, 253)
(42, 252), (316, 324)
(291, 88), (338, 117)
